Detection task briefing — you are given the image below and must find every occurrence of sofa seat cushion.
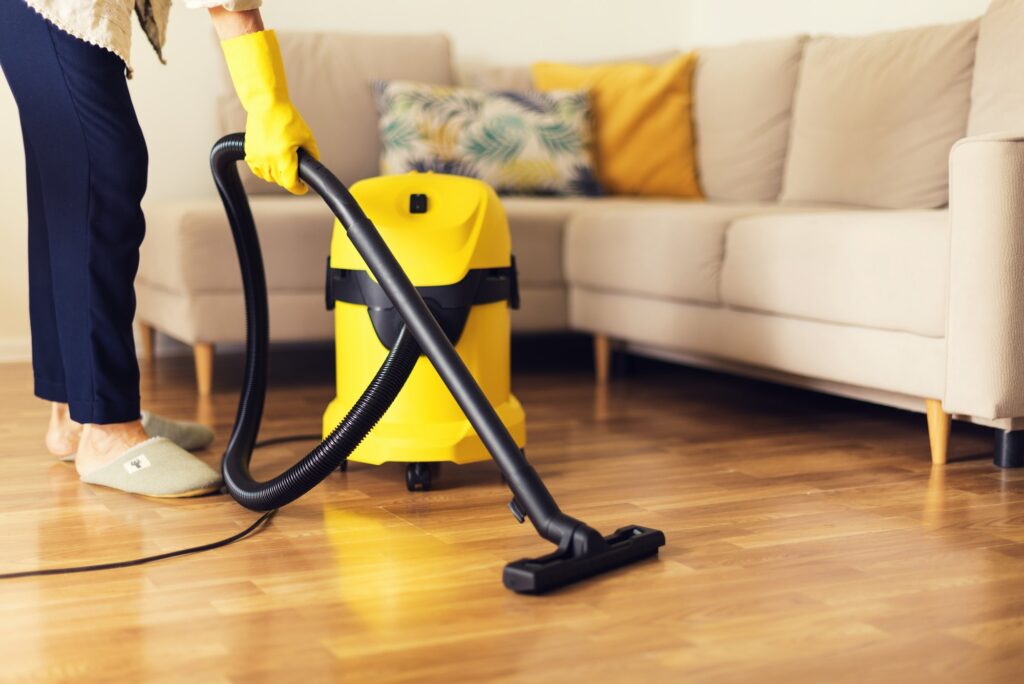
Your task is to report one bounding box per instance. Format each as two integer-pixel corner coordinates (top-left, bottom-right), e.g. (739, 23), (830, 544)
(141, 194), (633, 294)
(502, 196), (683, 287)
(136, 283), (334, 345)
(140, 196), (334, 295)
(565, 202), (813, 305)
(502, 197), (588, 288)
(721, 211), (949, 337)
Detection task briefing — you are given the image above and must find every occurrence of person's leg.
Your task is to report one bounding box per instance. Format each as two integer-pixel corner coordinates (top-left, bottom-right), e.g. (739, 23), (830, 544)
(45, 32), (148, 427)
(23, 135), (67, 403)
(20, 131), (82, 456)
(1, 3), (220, 496)
(0, 2), (145, 457)
(24, 133), (212, 458)
(36, 20), (156, 473)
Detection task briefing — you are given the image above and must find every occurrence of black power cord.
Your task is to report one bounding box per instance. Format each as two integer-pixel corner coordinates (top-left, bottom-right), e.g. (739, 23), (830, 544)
(0, 433), (323, 581)
(0, 510), (278, 580)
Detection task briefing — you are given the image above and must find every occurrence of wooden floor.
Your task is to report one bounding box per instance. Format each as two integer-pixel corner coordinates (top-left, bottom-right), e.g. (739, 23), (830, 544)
(1, 343), (1023, 683)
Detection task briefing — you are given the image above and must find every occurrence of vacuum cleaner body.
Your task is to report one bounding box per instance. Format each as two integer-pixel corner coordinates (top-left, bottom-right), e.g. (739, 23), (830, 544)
(213, 134), (665, 593)
(323, 172), (526, 478)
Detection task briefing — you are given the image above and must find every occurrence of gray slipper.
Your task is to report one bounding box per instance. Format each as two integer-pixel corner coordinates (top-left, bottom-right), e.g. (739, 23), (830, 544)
(79, 437), (223, 498)
(59, 411), (215, 462)
(140, 411), (215, 451)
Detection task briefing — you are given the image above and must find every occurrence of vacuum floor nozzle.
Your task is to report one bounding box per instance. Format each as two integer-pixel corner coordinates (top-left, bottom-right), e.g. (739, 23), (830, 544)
(503, 525), (666, 594)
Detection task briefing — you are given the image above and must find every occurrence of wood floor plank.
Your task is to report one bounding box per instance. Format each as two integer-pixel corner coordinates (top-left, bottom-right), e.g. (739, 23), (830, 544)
(0, 347), (1021, 682)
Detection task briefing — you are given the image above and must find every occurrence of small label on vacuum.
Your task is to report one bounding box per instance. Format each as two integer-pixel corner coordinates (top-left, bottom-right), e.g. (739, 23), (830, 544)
(125, 454), (152, 474)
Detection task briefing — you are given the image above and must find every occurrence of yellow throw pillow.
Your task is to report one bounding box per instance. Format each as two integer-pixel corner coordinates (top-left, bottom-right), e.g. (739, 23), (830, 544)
(532, 53), (701, 198)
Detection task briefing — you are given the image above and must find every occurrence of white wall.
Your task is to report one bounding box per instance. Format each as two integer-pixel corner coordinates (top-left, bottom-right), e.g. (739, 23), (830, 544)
(0, 81), (28, 360)
(688, 0), (990, 45)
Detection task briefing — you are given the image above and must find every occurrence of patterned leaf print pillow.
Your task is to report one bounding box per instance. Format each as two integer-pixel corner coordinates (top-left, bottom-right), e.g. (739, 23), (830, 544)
(374, 81), (602, 196)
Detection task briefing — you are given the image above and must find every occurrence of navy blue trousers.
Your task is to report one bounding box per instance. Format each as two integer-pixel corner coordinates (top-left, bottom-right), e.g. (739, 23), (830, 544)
(0, 0), (147, 424)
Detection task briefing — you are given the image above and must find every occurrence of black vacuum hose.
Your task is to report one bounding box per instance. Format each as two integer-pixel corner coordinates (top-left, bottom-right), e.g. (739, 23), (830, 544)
(211, 134), (420, 511)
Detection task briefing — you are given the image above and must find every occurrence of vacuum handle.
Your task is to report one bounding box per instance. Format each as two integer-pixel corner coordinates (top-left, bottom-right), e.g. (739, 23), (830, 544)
(211, 135), (269, 466)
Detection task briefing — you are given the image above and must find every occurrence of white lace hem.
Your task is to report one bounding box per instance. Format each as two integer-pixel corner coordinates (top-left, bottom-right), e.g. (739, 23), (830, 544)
(22, 0), (134, 71)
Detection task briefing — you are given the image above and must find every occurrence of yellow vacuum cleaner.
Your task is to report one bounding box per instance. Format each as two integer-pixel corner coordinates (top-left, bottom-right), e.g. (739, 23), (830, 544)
(322, 173), (526, 491)
(212, 134), (665, 593)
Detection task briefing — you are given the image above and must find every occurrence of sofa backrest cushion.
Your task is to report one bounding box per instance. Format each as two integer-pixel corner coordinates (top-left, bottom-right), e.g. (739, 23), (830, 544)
(219, 32), (455, 194)
(465, 65), (536, 92)
(693, 36), (806, 202)
(780, 21), (978, 209)
(464, 52), (678, 92)
(968, 0), (1024, 136)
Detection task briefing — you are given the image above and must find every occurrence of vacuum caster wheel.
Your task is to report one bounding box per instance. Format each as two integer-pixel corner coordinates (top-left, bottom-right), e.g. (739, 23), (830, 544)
(406, 463), (433, 492)
(337, 459), (348, 473)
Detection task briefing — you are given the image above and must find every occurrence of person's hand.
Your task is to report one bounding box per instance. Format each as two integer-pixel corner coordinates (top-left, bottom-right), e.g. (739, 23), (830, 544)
(221, 30), (319, 194)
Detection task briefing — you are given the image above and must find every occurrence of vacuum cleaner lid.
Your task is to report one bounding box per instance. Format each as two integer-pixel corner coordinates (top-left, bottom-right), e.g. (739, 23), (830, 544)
(330, 172), (512, 286)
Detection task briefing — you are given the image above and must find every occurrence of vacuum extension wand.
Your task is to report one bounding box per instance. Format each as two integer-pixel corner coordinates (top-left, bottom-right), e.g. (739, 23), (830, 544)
(211, 134), (666, 593)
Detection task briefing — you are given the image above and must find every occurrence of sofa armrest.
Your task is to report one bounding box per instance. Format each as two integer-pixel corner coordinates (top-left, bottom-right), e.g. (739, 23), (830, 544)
(946, 133), (1024, 419)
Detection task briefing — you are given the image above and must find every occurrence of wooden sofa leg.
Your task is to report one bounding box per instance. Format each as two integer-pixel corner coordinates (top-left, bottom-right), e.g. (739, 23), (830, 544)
(137, 322), (155, 361)
(925, 398), (951, 465)
(194, 343), (214, 397)
(594, 334), (611, 385)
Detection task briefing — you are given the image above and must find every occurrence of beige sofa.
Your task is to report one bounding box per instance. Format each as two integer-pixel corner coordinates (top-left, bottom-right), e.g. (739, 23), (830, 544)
(137, 0), (1024, 467)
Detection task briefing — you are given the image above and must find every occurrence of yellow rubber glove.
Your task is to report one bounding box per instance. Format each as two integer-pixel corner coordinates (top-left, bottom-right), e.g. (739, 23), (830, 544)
(221, 30), (320, 195)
